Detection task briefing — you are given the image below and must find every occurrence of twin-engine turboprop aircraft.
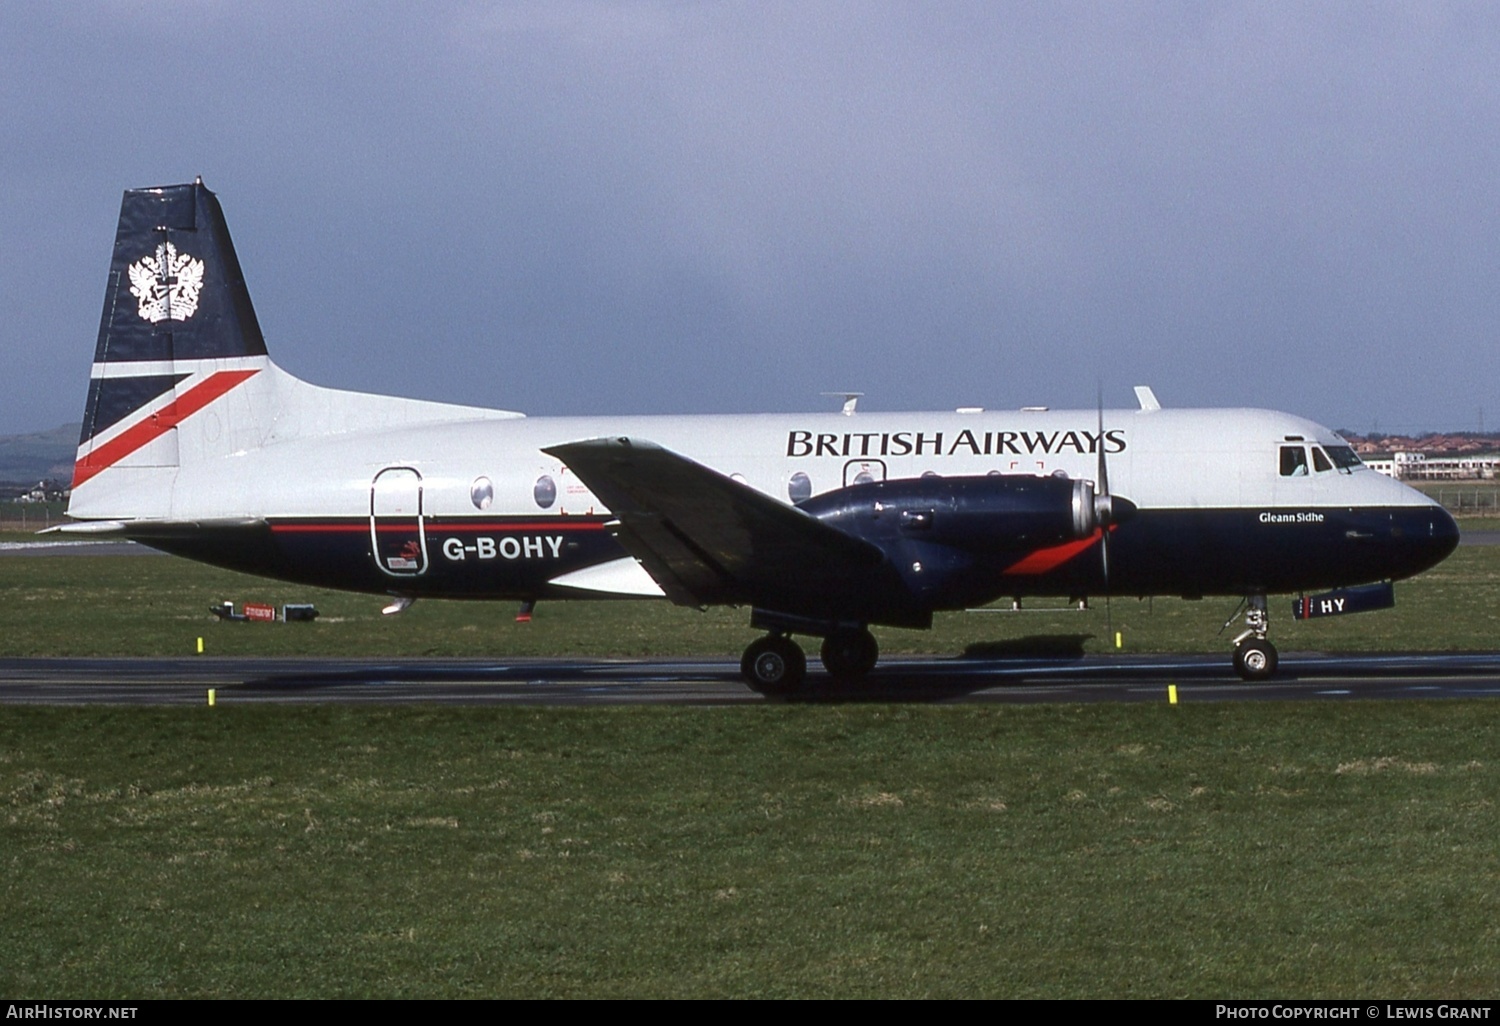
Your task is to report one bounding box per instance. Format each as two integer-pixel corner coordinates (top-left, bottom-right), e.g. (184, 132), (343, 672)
(61, 181), (1459, 691)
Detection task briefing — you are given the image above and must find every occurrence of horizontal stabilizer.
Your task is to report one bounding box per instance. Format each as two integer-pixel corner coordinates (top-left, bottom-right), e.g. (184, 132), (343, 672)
(53, 517), (264, 539)
(46, 521), (129, 535)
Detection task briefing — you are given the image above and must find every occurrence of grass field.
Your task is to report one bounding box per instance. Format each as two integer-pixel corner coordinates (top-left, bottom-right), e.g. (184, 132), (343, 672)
(1412, 481), (1500, 516)
(0, 500), (67, 533)
(1, 540), (1497, 660)
(4, 703), (1500, 998)
(2, 542), (1498, 997)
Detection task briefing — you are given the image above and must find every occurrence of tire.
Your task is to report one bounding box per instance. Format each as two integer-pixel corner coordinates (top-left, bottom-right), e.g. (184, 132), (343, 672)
(741, 635), (807, 694)
(1234, 639), (1278, 681)
(820, 628), (879, 680)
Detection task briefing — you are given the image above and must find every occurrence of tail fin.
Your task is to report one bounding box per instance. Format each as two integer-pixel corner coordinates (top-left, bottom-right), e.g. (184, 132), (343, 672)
(68, 180), (523, 524)
(72, 180), (272, 497)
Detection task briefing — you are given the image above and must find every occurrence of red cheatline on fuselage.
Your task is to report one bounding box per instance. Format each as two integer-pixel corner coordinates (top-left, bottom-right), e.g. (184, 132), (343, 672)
(269, 521), (611, 534)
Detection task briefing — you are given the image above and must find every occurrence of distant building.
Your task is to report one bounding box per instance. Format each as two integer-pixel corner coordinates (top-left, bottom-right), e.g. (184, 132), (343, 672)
(15, 479), (66, 502)
(1365, 451), (1500, 480)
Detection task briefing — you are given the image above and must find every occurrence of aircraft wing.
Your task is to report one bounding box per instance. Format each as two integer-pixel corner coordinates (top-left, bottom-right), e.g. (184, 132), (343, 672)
(543, 437), (897, 614)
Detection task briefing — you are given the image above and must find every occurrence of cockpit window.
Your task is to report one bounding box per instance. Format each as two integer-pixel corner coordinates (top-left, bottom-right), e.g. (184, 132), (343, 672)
(1279, 446), (1309, 477)
(1325, 445), (1363, 471)
(1312, 447), (1333, 473)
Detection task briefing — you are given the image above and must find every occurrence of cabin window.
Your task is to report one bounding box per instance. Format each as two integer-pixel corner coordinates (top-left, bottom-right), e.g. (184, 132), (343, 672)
(533, 475), (557, 509)
(470, 477), (494, 510)
(1312, 447), (1333, 473)
(1279, 446), (1309, 477)
(788, 472), (812, 504)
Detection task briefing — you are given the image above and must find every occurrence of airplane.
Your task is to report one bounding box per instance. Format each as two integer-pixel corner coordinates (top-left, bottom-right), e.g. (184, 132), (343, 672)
(58, 180), (1460, 692)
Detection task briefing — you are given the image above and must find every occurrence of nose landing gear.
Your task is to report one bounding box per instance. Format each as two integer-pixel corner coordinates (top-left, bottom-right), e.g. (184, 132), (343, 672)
(1230, 595), (1278, 680)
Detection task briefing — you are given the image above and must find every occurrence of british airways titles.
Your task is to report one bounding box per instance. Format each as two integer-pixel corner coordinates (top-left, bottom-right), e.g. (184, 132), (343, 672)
(786, 428), (1128, 459)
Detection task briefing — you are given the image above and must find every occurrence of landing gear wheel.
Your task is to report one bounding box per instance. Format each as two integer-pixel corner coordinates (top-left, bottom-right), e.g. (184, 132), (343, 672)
(820, 628), (879, 680)
(1233, 639), (1278, 681)
(741, 635), (807, 694)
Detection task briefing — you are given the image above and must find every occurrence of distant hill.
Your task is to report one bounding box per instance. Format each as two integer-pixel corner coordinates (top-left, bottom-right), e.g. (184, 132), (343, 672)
(0, 424), (79, 485)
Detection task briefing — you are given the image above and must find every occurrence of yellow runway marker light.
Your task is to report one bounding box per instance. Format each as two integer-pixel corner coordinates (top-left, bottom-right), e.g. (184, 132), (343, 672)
(208, 689), (216, 707)
(1114, 631), (1122, 649)
(197, 636), (204, 654)
(1168, 684), (1178, 705)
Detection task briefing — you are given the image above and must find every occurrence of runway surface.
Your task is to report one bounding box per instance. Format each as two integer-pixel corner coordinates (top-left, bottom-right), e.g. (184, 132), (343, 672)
(5, 651), (1500, 705)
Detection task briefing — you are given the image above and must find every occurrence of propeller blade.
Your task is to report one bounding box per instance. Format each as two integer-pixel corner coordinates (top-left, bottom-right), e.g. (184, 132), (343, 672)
(1096, 386), (1112, 591)
(1097, 386), (1114, 642)
(1096, 386), (1110, 503)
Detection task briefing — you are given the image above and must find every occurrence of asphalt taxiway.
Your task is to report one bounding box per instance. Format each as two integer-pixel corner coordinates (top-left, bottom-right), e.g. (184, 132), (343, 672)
(4, 652), (1500, 705)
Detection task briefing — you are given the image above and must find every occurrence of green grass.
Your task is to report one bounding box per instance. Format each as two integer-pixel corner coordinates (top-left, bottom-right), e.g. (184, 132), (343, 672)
(1455, 515), (1500, 531)
(3, 546), (1498, 997)
(1412, 482), (1500, 517)
(0, 500), (68, 533)
(2, 546), (1497, 659)
(3, 702), (1498, 998)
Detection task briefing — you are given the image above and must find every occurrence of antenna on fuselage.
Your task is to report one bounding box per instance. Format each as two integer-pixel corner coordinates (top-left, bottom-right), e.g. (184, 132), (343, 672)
(821, 392), (864, 416)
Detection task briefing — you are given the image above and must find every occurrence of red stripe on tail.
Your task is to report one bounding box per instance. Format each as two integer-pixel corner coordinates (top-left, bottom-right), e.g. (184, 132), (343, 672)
(71, 369), (260, 488)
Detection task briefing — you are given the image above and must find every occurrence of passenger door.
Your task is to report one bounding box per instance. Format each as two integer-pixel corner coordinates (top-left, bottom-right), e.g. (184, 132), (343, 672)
(370, 467), (428, 576)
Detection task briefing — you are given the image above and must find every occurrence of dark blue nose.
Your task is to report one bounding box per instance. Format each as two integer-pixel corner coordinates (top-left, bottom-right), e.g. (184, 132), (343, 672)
(1397, 505), (1459, 577)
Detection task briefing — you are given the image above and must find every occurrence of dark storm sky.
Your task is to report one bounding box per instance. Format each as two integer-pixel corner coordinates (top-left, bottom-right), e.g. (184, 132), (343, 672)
(3, 2), (1497, 436)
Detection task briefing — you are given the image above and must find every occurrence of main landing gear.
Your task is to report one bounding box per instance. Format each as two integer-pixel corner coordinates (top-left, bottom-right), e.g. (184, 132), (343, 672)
(820, 628), (879, 680)
(739, 625), (880, 694)
(741, 635), (806, 693)
(1230, 594), (1278, 680)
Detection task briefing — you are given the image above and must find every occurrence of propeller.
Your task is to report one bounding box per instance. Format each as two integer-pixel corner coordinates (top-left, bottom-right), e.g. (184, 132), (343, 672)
(1093, 387), (1138, 642)
(1096, 389), (1114, 638)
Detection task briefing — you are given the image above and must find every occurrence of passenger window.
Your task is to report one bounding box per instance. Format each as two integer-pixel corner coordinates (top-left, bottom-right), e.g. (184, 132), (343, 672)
(1312, 447), (1332, 473)
(1279, 446), (1309, 477)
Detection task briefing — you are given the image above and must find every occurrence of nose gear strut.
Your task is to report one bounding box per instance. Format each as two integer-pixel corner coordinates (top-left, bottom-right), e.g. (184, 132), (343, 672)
(1229, 594), (1278, 680)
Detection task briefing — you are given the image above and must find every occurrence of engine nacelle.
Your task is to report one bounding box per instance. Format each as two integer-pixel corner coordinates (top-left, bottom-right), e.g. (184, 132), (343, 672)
(799, 473), (1128, 556)
(797, 474), (1136, 611)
